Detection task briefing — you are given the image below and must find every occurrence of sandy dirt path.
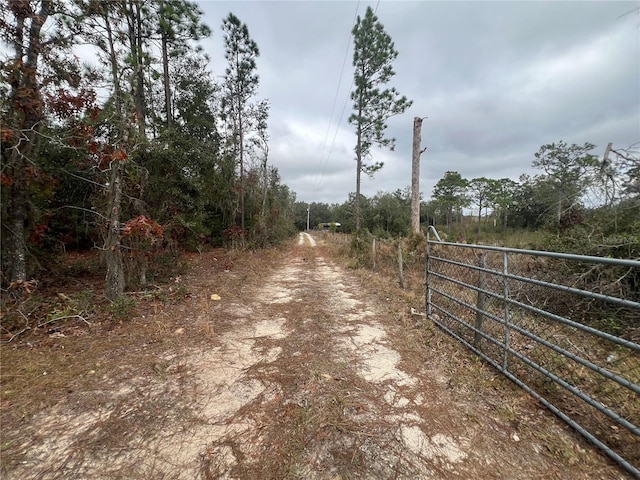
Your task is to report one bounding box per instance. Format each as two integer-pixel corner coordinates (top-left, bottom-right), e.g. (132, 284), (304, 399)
(4, 232), (627, 479)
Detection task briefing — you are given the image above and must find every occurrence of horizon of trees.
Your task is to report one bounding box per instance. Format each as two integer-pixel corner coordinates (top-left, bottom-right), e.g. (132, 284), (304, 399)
(295, 141), (640, 240)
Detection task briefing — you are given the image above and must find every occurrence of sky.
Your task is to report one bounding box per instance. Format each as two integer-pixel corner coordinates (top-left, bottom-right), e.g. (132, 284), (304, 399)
(198, 0), (639, 205)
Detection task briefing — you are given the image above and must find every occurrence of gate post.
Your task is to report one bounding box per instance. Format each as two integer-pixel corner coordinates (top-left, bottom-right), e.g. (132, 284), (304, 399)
(426, 232), (431, 315)
(502, 250), (511, 372)
(474, 252), (487, 348)
(425, 226), (440, 316)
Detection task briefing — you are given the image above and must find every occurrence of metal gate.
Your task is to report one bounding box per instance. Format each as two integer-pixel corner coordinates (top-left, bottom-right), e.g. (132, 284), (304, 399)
(425, 228), (640, 478)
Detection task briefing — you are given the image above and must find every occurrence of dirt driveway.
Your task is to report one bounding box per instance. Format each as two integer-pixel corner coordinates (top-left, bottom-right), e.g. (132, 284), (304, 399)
(2, 232), (628, 479)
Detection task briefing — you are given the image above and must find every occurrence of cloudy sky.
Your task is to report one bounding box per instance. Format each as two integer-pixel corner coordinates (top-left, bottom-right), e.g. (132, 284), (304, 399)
(196, 1), (639, 205)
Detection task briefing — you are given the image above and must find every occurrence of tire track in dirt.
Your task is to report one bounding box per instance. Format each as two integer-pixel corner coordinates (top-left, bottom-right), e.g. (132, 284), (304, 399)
(193, 232), (595, 479)
(5, 232), (626, 479)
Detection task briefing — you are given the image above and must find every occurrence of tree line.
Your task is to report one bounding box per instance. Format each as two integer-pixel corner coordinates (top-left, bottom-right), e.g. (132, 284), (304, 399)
(1, 1), (637, 302)
(296, 140), (639, 241)
(1, 0), (297, 300)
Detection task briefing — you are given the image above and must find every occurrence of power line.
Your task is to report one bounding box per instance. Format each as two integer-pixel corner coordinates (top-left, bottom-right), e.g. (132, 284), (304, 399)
(312, 1), (360, 198)
(312, 0), (381, 201)
(317, 76), (354, 196)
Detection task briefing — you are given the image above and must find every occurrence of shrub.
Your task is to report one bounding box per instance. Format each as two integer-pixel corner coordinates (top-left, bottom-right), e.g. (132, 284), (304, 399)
(107, 296), (137, 321)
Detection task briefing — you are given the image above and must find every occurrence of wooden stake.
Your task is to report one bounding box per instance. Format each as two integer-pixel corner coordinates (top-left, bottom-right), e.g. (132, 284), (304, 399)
(398, 241), (406, 289)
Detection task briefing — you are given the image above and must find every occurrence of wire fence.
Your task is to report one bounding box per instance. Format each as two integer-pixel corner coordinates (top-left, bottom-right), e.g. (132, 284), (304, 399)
(426, 229), (640, 478)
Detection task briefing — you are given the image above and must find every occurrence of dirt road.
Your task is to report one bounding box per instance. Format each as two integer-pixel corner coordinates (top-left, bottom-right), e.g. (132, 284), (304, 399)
(3, 232), (627, 479)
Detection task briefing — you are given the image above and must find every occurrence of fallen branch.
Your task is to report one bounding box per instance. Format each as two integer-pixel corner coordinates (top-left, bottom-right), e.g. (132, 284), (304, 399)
(4, 326), (32, 343)
(38, 314), (90, 328)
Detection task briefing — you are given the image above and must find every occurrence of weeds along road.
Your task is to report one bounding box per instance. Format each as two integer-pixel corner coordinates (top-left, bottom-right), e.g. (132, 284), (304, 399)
(3, 232), (629, 479)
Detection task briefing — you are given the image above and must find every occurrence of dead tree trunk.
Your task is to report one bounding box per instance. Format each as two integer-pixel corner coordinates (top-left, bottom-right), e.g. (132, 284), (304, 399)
(372, 237), (376, 270)
(411, 117), (426, 235)
(355, 103), (364, 232)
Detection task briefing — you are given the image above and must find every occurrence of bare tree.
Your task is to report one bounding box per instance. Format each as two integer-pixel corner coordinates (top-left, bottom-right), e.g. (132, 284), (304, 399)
(411, 116), (427, 234)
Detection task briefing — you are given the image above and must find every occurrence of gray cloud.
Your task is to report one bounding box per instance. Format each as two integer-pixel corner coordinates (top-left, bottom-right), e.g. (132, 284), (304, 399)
(198, 0), (640, 205)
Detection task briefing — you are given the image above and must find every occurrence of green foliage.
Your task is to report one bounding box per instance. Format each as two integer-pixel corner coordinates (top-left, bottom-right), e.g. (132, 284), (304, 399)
(44, 290), (94, 327)
(157, 0), (210, 51)
(538, 225), (639, 339)
(222, 13), (260, 103)
(545, 225), (640, 260)
(509, 174), (550, 229)
(75, 288), (95, 311)
(45, 304), (78, 325)
(171, 53), (219, 139)
(349, 6), (412, 230)
(531, 141), (599, 226)
(406, 230), (426, 253)
(249, 168), (297, 246)
(297, 202), (332, 231)
(597, 316), (624, 337)
(369, 190), (410, 237)
(350, 229), (373, 254)
(107, 296), (137, 321)
(220, 12), (262, 235)
(431, 171), (470, 231)
(349, 7), (412, 167)
(491, 178), (519, 230)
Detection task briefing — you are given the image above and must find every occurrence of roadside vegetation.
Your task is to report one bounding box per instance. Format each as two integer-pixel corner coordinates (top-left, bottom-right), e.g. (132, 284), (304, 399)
(297, 140), (639, 325)
(1, 1), (296, 306)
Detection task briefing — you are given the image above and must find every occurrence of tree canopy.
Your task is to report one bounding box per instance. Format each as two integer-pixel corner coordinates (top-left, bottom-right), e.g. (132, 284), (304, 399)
(0, 1), (295, 299)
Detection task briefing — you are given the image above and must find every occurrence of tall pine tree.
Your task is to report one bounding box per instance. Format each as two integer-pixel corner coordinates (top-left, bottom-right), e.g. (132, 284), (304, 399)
(221, 12), (259, 238)
(349, 6), (411, 231)
(1, 0), (84, 283)
(156, 0), (210, 130)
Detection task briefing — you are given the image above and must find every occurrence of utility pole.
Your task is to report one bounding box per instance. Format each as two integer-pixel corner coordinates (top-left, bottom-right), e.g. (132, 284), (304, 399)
(306, 205), (310, 231)
(411, 116), (427, 234)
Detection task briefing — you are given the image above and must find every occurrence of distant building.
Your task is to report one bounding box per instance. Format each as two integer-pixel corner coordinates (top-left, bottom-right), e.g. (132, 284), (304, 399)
(318, 222), (341, 231)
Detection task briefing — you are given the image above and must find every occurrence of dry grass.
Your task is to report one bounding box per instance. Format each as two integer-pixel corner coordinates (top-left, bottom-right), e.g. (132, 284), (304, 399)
(1, 234), (634, 479)
(0, 245), (288, 476)
(423, 243), (640, 469)
(321, 232), (637, 478)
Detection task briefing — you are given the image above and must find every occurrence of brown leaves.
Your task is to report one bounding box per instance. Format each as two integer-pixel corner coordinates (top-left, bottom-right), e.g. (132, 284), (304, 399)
(28, 223), (49, 246)
(111, 149), (127, 162)
(90, 146), (128, 170)
(8, 279), (38, 296)
(121, 215), (164, 244)
(1, 127), (15, 143)
(1, 173), (13, 187)
(45, 87), (97, 120)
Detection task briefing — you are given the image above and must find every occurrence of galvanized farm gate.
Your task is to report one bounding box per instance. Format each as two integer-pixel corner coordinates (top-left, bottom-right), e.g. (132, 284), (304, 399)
(425, 228), (640, 478)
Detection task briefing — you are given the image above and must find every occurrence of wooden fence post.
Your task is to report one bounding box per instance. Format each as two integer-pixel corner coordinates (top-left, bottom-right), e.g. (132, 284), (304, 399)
(372, 237), (376, 270)
(398, 241), (406, 289)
